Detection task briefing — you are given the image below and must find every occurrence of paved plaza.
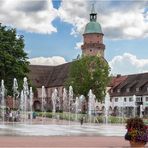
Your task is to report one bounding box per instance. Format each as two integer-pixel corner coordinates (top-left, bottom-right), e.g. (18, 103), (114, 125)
(0, 119), (147, 147)
(0, 136), (148, 148)
(0, 136), (135, 148)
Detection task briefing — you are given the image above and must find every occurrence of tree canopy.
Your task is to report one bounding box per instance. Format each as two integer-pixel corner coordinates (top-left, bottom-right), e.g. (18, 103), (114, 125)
(0, 24), (30, 95)
(66, 56), (110, 102)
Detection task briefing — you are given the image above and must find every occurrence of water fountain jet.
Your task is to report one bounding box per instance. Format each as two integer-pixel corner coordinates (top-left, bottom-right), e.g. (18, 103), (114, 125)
(41, 86), (46, 124)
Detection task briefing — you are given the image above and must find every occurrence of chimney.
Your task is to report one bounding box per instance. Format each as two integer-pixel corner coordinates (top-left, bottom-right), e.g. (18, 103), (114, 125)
(116, 74), (121, 78)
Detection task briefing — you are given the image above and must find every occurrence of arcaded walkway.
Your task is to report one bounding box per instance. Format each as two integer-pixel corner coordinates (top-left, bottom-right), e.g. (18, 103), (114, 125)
(0, 136), (147, 147)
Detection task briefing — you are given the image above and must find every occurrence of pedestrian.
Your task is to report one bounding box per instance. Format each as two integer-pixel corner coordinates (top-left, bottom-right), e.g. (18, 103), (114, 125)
(80, 116), (84, 125)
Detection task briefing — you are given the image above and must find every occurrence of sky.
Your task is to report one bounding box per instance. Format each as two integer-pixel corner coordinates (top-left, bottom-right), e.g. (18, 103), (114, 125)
(0, 0), (148, 75)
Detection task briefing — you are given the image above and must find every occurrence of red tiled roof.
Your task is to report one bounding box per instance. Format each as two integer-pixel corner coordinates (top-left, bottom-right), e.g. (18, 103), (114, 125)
(110, 72), (148, 97)
(110, 75), (127, 89)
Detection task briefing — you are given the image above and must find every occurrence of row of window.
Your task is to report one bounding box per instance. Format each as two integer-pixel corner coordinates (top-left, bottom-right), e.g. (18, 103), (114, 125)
(114, 97), (148, 102)
(115, 97), (133, 102)
(111, 87), (148, 93)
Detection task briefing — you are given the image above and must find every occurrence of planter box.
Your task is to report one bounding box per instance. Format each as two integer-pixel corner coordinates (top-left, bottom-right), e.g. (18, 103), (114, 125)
(130, 141), (146, 147)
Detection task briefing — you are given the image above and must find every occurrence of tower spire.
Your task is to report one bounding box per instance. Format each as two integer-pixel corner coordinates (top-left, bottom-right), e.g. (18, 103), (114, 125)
(90, 2), (97, 22)
(81, 1), (105, 57)
(91, 3), (95, 14)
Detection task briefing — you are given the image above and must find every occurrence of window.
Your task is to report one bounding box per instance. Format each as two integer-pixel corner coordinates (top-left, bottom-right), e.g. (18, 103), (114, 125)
(136, 97), (141, 102)
(115, 98), (118, 102)
(90, 49), (92, 52)
(124, 98), (127, 102)
(117, 89), (120, 93)
(129, 98), (133, 102)
(146, 97), (148, 102)
(136, 88), (139, 92)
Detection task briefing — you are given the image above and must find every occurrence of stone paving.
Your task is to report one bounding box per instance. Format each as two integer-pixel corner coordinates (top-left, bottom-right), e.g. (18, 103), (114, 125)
(0, 136), (148, 147)
(0, 136), (132, 148)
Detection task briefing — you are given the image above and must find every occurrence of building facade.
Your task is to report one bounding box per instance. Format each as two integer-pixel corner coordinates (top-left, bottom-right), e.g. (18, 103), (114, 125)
(109, 73), (148, 117)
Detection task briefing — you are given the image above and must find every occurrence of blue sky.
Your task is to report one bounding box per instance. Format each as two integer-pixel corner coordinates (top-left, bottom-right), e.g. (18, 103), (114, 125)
(0, 0), (148, 75)
(19, 18), (81, 61)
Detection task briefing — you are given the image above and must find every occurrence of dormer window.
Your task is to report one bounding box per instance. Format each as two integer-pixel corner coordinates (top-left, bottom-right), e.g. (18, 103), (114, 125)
(136, 88), (139, 92)
(117, 89), (120, 93)
(126, 88), (130, 92)
(110, 89), (113, 93)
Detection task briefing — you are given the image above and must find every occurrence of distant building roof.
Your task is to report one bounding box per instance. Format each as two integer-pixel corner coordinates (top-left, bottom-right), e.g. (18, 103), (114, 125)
(109, 75), (127, 89)
(28, 62), (71, 88)
(110, 72), (148, 97)
(28, 57), (107, 89)
(28, 62), (148, 98)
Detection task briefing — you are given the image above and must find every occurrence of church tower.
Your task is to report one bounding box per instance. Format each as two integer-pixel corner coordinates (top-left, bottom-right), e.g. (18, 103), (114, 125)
(81, 4), (105, 57)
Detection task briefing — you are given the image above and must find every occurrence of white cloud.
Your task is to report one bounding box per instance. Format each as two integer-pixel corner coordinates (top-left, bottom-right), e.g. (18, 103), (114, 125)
(74, 41), (83, 50)
(58, 0), (88, 36)
(58, 0), (148, 39)
(109, 53), (148, 75)
(102, 10), (148, 39)
(1, 0), (148, 39)
(28, 56), (67, 66)
(0, 0), (58, 34)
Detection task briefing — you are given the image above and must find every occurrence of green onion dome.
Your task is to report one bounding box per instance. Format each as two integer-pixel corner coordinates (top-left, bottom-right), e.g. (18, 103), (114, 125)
(84, 21), (102, 34)
(84, 4), (103, 34)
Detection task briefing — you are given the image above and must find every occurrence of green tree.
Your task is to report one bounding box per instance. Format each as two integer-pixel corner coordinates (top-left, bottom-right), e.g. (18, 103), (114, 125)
(0, 23), (30, 95)
(66, 56), (110, 102)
